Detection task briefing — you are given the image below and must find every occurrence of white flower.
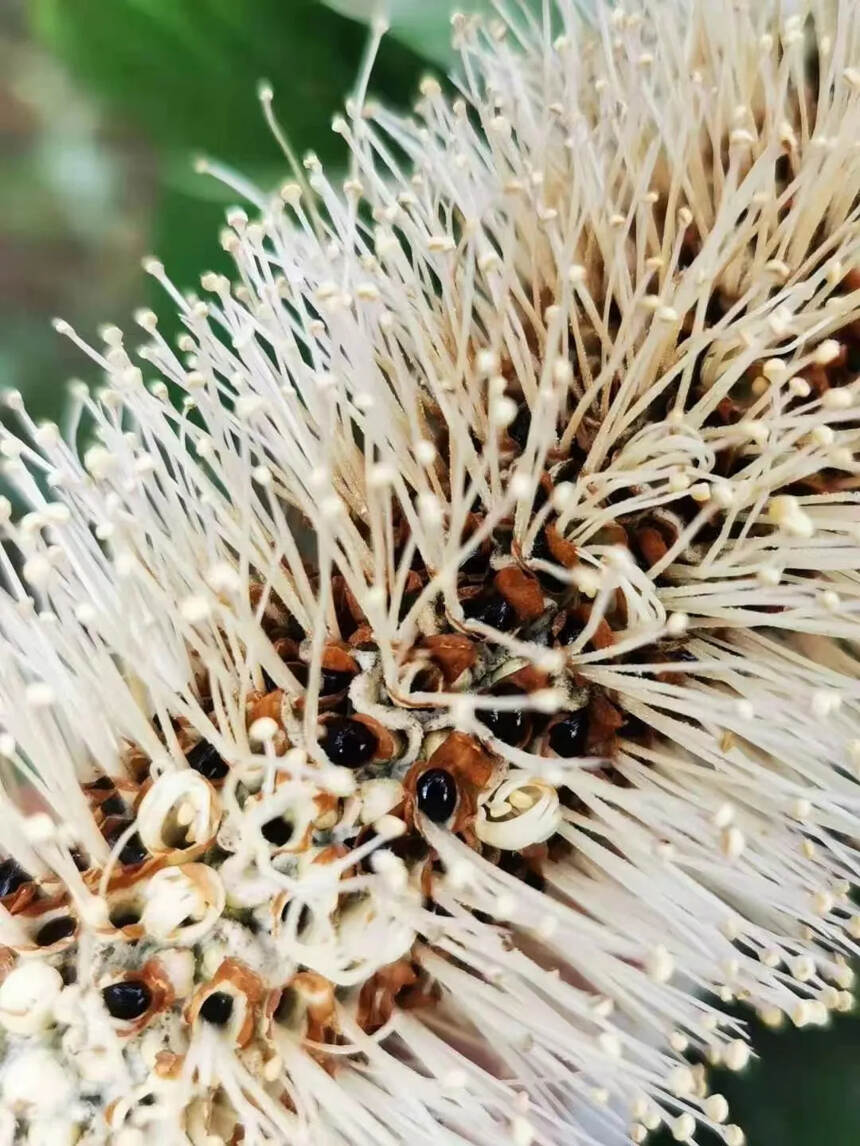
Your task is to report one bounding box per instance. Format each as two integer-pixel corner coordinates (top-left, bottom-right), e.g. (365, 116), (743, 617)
(0, 0), (859, 1142)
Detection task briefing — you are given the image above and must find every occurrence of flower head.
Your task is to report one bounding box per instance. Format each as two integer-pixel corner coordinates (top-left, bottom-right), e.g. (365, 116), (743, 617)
(1, 0), (859, 1143)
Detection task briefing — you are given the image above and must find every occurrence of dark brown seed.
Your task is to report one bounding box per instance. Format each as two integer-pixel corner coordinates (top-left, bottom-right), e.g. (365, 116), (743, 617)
(102, 980), (151, 1020)
(0, 857), (30, 898)
(319, 718), (377, 768)
(35, 916), (75, 946)
(200, 991), (233, 1025)
(548, 712), (589, 757)
(261, 817), (293, 847)
(187, 740), (229, 781)
(416, 768), (458, 823)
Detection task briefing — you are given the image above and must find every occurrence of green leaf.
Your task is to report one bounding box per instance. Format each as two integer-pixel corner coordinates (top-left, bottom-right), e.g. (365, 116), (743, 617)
(29, 0), (427, 340)
(651, 1008), (860, 1146)
(31, 0), (426, 172)
(321, 0), (542, 68)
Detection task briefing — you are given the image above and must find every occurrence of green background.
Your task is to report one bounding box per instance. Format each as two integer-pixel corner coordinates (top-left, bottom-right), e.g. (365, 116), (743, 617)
(1, 0), (858, 1139)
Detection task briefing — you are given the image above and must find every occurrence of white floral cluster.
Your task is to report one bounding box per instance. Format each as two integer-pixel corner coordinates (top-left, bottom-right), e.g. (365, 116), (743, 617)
(0, 1), (859, 1144)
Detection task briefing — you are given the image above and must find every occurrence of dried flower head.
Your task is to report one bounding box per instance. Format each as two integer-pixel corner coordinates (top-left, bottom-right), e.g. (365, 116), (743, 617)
(1, 0), (859, 1143)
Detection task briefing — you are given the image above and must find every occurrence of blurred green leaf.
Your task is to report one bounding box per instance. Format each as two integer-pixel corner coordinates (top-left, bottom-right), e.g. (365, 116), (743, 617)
(28, 0), (427, 333)
(322, 0), (543, 67)
(651, 1007), (860, 1146)
(30, 0), (426, 168)
(320, 0), (471, 65)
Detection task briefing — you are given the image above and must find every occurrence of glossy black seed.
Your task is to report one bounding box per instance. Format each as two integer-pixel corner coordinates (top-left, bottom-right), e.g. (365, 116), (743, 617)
(117, 831), (148, 866)
(555, 616), (584, 647)
(508, 404), (532, 449)
(360, 832), (428, 874)
(416, 768), (458, 823)
(705, 293), (726, 326)
(110, 910), (140, 929)
(321, 669), (354, 695)
(499, 849), (546, 892)
(618, 713), (649, 741)
(319, 718), (377, 768)
(459, 546), (490, 576)
(88, 775), (115, 791)
(478, 706), (528, 746)
(35, 916), (75, 947)
(0, 857), (30, 898)
(261, 817), (293, 847)
(100, 793), (126, 817)
(548, 711), (589, 758)
(281, 902), (312, 935)
(102, 980), (151, 1020)
(409, 668), (439, 694)
(463, 594), (517, 632)
(200, 991), (234, 1026)
(187, 740), (229, 781)
(286, 665), (354, 695)
(522, 867), (546, 892)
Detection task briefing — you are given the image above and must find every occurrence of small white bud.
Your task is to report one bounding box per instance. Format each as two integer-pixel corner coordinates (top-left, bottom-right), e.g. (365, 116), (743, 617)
(812, 339), (841, 365)
(646, 945), (675, 983)
(249, 717), (279, 743)
(724, 1040), (751, 1071)
(721, 826), (746, 859)
(704, 1094), (729, 1123)
(671, 1112), (696, 1141)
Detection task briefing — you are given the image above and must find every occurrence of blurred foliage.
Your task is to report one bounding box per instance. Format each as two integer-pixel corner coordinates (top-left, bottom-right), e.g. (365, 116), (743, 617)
(3, 2), (860, 1140)
(31, 0), (426, 168)
(652, 1006), (860, 1146)
(0, 1), (152, 420)
(28, 0), (429, 336)
(322, 0), (514, 65)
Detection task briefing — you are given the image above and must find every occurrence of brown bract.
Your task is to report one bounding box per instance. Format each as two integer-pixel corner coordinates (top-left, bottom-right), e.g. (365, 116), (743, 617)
(356, 957), (433, 1034)
(421, 634), (478, 685)
(0, 881), (37, 917)
(248, 581), (294, 638)
(110, 957), (176, 1038)
(317, 711), (400, 763)
(405, 732), (496, 842)
(247, 688), (286, 727)
(567, 603), (616, 651)
(494, 566), (546, 622)
(543, 522), (579, 569)
(0, 947), (16, 984)
(12, 898), (77, 955)
(493, 665), (549, 694)
(284, 643), (361, 711)
(287, 971), (339, 1057)
(153, 1051), (185, 1080)
(584, 693), (624, 755)
(186, 958), (266, 1048)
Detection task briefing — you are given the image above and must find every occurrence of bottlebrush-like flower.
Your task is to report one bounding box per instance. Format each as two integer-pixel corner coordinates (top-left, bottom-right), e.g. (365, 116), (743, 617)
(0, 0), (859, 1143)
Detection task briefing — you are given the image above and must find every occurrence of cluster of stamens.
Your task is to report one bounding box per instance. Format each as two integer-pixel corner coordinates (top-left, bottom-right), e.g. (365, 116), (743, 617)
(0, 2), (859, 1144)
